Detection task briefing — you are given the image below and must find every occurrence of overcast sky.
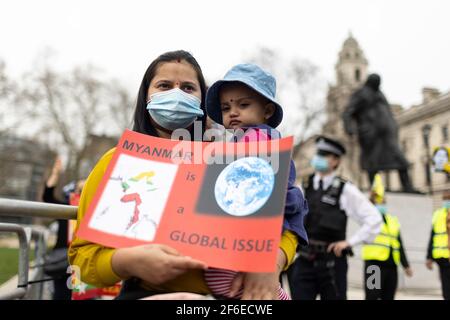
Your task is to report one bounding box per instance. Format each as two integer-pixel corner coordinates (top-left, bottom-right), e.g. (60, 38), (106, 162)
(1, 0), (449, 109)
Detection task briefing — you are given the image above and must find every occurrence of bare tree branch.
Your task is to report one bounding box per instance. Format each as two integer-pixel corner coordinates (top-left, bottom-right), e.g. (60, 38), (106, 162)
(15, 54), (130, 180)
(0, 59), (22, 136)
(246, 47), (326, 148)
(107, 80), (135, 131)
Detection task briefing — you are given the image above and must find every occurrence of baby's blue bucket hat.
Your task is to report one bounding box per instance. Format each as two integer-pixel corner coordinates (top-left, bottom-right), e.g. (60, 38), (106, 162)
(206, 63), (283, 128)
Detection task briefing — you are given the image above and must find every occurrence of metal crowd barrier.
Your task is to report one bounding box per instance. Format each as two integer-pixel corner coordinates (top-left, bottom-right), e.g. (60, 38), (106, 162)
(0, 198), (77, 300)
(0, 198), (77, 220)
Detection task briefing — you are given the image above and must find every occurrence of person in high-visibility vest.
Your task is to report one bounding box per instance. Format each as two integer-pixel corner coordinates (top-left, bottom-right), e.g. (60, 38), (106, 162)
(288, 137), (382, 300)
(447, 206), (450, 252)
(426, 190), (450, 300)
(362, 174), (413, 300)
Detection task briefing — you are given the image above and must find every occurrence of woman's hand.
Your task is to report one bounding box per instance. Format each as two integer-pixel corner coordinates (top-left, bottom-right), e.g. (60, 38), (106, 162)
(111, 244), (207, 285)
(228, 249), (286, 300)
(229, 272), (279, 300)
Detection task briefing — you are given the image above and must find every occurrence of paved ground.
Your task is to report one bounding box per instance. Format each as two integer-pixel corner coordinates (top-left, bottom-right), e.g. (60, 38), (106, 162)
(1, 272), (443, 300)
(347, 192), (444, 294)
(0, 237), (20, 248)
(347, 285), (442, 300)
(1, 194), (447, 301)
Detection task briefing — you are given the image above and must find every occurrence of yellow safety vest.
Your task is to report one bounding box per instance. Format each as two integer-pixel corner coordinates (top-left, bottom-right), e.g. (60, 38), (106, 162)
(362, 214), (401, 265)
(432, 207), (450, 259)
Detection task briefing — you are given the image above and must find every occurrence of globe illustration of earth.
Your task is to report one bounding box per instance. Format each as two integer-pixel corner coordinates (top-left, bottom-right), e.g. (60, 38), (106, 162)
(214, 157), (275, 216)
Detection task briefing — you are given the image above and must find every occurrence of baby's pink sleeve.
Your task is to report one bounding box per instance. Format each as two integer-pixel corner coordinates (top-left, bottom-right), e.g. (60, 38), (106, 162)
(242, 128), (270, 142)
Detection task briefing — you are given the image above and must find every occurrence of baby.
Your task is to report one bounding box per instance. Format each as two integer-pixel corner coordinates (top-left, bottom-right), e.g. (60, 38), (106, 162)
(205, 63), (309, 299)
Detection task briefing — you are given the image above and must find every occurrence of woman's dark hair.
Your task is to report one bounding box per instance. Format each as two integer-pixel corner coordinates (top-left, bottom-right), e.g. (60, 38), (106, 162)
(132, 50), (207, 140)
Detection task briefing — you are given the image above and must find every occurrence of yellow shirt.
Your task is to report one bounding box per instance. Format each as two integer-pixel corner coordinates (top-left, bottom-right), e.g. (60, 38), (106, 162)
(68, 148), (299, 293)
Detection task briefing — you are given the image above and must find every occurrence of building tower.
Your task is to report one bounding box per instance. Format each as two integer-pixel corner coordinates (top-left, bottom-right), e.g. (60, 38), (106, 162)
(335, 33), (368, 87)
(323, 33), (369, 186)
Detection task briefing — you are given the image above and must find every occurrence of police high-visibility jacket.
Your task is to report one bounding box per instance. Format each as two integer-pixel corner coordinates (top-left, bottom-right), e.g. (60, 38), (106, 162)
(431, 208), (449, 259)
(362, 214), (401, 264)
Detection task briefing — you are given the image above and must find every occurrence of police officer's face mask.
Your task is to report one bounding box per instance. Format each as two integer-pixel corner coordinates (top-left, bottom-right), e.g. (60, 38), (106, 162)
(311, 155), (329, 172)
(443, 200), (450, 209)
(146, 88), (204, 131)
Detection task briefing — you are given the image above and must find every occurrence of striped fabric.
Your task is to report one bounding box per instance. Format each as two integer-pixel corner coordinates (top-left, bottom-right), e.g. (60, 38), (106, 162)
(204, 268), (291, 300)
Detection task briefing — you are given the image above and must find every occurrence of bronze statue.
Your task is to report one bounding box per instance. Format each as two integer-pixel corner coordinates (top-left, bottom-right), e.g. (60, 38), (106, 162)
(343, 74), (415, 193)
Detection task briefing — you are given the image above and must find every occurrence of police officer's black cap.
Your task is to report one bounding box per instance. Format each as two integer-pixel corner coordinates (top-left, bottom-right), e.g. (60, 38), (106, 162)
(315, 136), (346, 157)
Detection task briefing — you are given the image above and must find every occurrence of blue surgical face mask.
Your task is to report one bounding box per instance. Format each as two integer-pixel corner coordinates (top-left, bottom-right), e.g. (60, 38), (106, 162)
(146, 88), (204, 131)
(311, 155), (329, 172)
(375, 204), (387, 214)
(443, 200), (450, 209)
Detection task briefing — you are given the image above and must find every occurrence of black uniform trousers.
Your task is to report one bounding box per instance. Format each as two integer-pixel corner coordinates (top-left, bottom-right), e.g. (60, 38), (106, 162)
(364, 261), (398, 300)
(436, 259), (450, 300)
(288, 253), (347, 300)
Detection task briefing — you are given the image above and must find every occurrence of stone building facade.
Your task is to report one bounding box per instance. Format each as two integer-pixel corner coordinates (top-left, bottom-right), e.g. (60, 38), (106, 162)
(0, 135), (56, 223)
(0, 135), (55, 201)
(294, 35), (450, 206)
(392, 91), (450, 205)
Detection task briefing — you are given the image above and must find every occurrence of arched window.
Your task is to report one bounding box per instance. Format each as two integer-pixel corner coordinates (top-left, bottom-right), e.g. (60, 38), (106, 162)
(355, 68), (361, 82)
(442, 125), (449, 142)
(338, 71), (343, 84)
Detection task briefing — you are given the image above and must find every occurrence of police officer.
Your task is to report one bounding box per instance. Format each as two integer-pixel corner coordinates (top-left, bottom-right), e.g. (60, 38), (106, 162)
(288, 136), (382, 300)
(426, 190), (450, 300)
